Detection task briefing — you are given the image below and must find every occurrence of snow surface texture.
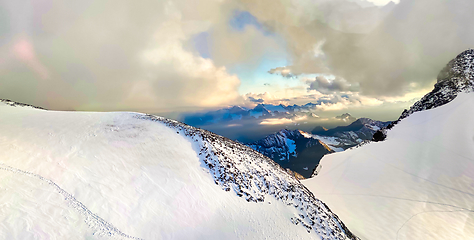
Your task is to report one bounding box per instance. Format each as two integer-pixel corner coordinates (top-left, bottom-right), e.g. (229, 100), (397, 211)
(0, 103), (357, 239)
(139, 115), (357, 239)
(304, 49), (474, 239)
(304, 93), (474, 239)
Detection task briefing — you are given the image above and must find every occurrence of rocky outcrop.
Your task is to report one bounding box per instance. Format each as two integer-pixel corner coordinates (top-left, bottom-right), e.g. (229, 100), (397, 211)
(400, 49), (474, 120)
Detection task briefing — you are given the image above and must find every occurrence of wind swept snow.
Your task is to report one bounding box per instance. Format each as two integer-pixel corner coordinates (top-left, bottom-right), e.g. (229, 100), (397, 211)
(304, 92), (474, 239)
(0, 102), (357, 239)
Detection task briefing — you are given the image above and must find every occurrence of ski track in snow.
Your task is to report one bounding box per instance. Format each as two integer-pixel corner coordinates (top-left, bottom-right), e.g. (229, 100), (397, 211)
(361, 148), (474, 198)
(395, 209), (470, 240)
(324, 143), (474, 236)
(0, 162), (141, 240)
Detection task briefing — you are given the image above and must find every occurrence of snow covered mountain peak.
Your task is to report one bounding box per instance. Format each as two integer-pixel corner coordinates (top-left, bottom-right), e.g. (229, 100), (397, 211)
(399, 49), (474, 120)
(335, 113), (356, 122)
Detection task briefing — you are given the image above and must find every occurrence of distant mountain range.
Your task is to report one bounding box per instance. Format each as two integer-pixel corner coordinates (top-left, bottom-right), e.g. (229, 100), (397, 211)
(246, 117), (391, 178)
(182, 103), (325, 126)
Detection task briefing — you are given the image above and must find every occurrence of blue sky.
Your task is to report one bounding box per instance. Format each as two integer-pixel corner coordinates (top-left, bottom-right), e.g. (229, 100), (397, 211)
(192, 10), (306, 97)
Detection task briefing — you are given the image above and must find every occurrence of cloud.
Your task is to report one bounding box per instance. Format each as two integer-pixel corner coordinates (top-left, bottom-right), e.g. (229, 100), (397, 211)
(280, 92), (383, 111)
(207, 14), (288, 71)
(308, 76), (359, 93)
(243, 92), (291, 105)
(239, 0), (474, 98)
(248, 96), (265, 103)
(260, 118), (294, 125)
(2, 0), (465, 115)
(0, 0), (242, 112)
(268, 67), (295, 78)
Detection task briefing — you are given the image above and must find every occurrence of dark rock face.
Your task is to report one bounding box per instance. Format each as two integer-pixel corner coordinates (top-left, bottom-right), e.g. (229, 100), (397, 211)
(246, 129), (333, 178)
(311, 126), (329, 135)
(372, 130), (386, 142)
(0, 99), (46, 110)
(372, 49), (474, 141)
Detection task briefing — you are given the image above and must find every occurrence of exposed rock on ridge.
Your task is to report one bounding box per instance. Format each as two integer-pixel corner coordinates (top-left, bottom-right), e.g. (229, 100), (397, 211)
(138, 115), (359, 239)
(399, 49), (474, 120)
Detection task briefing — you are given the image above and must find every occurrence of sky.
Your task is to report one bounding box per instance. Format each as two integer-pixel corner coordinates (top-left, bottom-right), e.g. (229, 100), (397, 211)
(1, 0), (473, 121)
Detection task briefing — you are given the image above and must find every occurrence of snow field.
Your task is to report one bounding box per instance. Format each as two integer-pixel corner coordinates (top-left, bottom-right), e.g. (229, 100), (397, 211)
(304, 92), (474, 239)
(0, 103), (354, 239)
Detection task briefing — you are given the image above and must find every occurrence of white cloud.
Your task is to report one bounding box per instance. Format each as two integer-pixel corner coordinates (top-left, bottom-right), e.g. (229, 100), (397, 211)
(0, 0), (242, 112)
(260, 118), (294, 125)
(366, 0), (399, 6)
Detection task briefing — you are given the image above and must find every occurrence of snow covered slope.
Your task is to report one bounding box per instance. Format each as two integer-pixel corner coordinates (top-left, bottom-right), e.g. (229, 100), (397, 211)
(0, 100), (357, 239)
(304, 50), (474, 239)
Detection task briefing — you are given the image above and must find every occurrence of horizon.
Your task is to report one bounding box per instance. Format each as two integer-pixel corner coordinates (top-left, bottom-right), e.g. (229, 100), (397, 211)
(2, 0), (474, 238)
(2, 0), (474, 123)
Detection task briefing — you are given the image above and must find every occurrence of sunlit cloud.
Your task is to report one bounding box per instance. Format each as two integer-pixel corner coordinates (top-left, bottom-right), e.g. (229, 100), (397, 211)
(0, 0), (465, 122)
(227, 123), (243, 127)
(268, 66), (295, 78)
(260, 118), (294, 125)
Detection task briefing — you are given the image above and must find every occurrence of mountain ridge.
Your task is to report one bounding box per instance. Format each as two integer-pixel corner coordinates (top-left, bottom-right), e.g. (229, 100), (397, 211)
(399, 49), (474, 120)
(247, 117), (390, 178)
(303, 49), (474, 239)
(0, 100), (358, 239)
(371, 49), (474, 141)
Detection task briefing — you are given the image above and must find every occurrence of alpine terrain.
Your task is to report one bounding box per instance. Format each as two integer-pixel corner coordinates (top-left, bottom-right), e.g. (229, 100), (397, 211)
(247, 118), (390, 178)
(0, 100), (357, 239)
(304, 49), (474, 239)
(183, 103), (323, 126)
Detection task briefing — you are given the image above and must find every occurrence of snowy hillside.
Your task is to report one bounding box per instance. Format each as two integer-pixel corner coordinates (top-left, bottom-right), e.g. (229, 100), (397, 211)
(304, 49), (474, 239)
(0, 100), (357, 239)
